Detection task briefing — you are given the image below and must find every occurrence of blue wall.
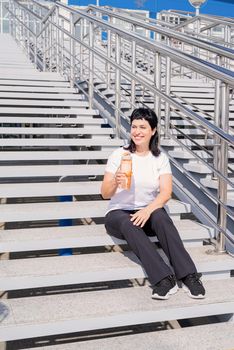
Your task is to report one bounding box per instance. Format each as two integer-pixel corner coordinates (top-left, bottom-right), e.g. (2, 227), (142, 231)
(68, 0), (234, 18)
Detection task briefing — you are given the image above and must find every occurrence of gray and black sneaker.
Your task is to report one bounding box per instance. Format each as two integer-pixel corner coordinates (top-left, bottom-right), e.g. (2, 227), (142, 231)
(182, 273), (205, 299)
(152, 275), (178, 300)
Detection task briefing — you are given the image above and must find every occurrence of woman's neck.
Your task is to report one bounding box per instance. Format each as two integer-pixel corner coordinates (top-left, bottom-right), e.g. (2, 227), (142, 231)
(135, 148), (150, 156)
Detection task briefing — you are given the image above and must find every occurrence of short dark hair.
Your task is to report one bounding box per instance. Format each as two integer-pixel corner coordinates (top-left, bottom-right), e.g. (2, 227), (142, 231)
(124, 108), (160, 157)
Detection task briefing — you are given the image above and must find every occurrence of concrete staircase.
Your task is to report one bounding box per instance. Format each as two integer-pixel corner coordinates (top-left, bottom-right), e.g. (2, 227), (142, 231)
(0, 34), (234, 349)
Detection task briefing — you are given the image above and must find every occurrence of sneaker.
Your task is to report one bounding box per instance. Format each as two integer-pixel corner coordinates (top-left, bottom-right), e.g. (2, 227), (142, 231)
(182, 273), (205, 299)
(152, 275), (178, 300)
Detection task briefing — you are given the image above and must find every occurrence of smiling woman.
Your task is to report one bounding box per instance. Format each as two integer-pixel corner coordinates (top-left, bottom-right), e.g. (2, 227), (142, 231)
(101, 108), (206, 300)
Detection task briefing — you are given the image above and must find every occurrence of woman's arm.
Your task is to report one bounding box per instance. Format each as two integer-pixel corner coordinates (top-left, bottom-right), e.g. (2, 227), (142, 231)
(101, 170), (127, 199)
(130, 173), (172, 227)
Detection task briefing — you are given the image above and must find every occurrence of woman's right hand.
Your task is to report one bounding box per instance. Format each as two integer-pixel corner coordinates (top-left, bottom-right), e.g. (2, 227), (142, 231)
(114, 169), (127, 188)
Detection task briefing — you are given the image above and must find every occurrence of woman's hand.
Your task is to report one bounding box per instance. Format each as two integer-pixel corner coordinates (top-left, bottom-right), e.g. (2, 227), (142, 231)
(130, 208), (152, 227)
(114, 169), (127, 188)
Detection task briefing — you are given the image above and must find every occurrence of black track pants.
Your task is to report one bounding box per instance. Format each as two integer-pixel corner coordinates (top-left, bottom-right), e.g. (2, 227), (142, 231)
(105, 208), (197, 286)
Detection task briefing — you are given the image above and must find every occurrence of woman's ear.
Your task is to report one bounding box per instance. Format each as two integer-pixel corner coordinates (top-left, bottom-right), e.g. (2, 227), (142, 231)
(152, 128), (156, 135)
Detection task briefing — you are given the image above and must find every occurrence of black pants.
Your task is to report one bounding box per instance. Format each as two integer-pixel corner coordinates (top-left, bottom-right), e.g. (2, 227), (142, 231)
(105, 208), (197, 286)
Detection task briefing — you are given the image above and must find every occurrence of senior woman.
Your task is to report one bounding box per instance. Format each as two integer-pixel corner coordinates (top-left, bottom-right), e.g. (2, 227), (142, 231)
(101, 108), (205, 300)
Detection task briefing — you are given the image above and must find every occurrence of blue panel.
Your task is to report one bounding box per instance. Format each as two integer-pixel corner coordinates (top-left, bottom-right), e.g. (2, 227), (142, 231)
(68, 0), (234, 18)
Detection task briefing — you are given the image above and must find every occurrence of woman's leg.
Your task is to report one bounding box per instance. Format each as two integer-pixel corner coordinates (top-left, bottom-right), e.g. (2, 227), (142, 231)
(105, 209), (173, 285)
(148, 208), (197, 280)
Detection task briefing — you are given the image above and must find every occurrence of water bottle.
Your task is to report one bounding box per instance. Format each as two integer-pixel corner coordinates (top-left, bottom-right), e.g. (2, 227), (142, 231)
(120, 152), (132, 190)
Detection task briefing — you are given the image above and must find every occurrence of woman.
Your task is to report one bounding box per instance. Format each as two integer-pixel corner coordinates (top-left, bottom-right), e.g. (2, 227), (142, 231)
(101, 108), (205, 300)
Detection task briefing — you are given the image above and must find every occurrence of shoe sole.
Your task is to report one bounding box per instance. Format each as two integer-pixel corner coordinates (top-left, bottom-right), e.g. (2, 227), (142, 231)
(182, 285), (205, 299)
(152, 285), (178, 300)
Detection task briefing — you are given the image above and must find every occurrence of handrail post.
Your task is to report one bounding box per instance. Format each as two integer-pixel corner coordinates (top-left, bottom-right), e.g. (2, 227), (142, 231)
(106, 16), (112, 90)
(80, 18), (84, 80)
(70, 12), (75, 88)
(154, 51), (161, 129)
(88, 21), (94, 109)
(224, 25), (231, 69)
(213, 61), (221, 180)
(61, 18), (64, 75)
(42, 26), (46, 71)
(164, 54), (171, 138)
(55, 5), (59, 73)
(49, 21), (52, 71)
(115, 33), (121, 138)
(131, 37), (136, 113)
(216, 82), (229, 253)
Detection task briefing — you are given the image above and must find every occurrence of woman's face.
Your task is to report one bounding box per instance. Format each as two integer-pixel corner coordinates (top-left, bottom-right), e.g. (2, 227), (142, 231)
(130, 118), (156, 149)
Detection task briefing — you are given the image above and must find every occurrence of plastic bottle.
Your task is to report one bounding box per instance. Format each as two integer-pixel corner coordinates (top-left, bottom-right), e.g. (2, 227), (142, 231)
(120, 152), (132, 190)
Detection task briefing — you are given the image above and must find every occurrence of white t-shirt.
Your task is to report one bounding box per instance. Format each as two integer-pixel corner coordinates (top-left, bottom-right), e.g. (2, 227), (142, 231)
(105, 147), (172, 213)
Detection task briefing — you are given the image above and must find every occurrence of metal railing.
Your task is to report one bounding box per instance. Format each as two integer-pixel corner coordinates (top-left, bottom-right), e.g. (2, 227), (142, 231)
(159, 10), (234, 49)
(6, 0), (234, 253)
(88, 4), (234, 68)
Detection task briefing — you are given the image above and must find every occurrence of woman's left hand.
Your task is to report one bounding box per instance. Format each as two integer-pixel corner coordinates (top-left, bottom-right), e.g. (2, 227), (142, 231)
(130, 208), (151, 228)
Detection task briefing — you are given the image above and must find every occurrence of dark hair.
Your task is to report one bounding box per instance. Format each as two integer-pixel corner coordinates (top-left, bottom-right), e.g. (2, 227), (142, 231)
(124, 108), (160, 157)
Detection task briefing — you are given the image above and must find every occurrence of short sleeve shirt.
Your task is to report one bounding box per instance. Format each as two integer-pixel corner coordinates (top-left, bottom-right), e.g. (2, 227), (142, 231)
(105, 147), (171, 213)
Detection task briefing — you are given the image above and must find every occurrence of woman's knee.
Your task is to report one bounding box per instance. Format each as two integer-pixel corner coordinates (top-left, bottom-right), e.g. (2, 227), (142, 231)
(150, 208), (173, 226)
(105, 210), (132, 237)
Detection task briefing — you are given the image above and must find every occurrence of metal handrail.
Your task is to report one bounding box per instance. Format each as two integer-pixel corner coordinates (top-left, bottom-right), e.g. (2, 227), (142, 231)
(160, 10), (234, 28)
(88, 5), (234, 61)
(13, 0), (234, 86)
(8, 0), (234, 253)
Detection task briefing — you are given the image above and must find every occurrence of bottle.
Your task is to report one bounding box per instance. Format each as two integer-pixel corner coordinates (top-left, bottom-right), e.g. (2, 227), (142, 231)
(120, 152), (132, 190)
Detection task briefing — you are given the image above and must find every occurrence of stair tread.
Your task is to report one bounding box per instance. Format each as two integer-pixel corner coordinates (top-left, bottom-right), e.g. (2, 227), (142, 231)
(0, 99), (89, 107)
(1, 246), (233, 282)
(0, 164), (106, 177)
(0, 181), (103, 197)
(0, 279), (233, 341)
(183, 163), (213, 174)
(0, 150), (111, 161)
(0, 107), (98, 115)
(0, 72), (67, 81)
(0, 199), (190, 223)
(26, 322), (234, 350)
(0, 220), (214, 252)
(0, 138), (124, 147)
(0, 92), (85, 99)
(0, 127), (114, 135)
(0, 86), (77, 93)
(0, 116), (105, 125)
(0, 80), (70, 87)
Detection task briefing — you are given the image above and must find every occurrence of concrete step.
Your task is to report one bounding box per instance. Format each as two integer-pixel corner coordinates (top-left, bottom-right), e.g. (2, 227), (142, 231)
(0, 126), (114, 136)
(0, 72), (67, 81)
(200, 177), (234, 191)
(0, 181), (103, 198)
(0, 220), (214, 253)
(0, 86), (77, 93)
(0, 107), (99, 115)
(0, 279), (233, 341)
(0, 116), (105, 125)
(0, 150), (111, 161)
(183, 163), (213, 175)
(25, 322), (234, 350)
(160, 138), (214, 148)
(0, 199), (190, 223)
(0, 138), (124, 147)
(200, 178), (234, 207)
(0, 99), (89, 107)
(184, 162), (234, 174)
(168, 149), (234, 160)
(0, 164), (106, 178)
(0, 246), (233, 291)
(0, 79), (70, 87)
(0, 92), (85, 100)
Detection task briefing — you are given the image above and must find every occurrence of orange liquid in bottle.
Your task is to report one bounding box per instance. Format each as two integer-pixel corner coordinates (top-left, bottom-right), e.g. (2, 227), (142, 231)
(120, 152), (132, 190)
